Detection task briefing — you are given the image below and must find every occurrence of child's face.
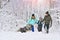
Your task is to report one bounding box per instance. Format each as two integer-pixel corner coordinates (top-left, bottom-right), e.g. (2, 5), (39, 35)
(39, 17), (42, 21)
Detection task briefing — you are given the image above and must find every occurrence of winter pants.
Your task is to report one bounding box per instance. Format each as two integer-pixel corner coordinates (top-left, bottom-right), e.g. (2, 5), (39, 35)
(38, 26), (42, 32)
(31, 25), (34, 32)
(44, 24), (49, 32)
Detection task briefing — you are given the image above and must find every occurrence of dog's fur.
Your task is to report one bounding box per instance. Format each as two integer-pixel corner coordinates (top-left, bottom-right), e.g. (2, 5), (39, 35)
(17, 24), (32, 33)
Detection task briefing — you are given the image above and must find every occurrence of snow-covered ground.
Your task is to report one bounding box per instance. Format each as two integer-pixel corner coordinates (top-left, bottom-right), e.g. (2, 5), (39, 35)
(0, 0), (60, 40)
(0, 32), (60, 40)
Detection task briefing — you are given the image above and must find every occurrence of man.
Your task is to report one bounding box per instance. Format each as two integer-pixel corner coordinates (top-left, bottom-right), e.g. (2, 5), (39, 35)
(42, 11), (52, 33)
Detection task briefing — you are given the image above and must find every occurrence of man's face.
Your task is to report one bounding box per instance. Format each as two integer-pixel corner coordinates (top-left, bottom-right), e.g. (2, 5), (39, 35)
(45, 14), (48, 16)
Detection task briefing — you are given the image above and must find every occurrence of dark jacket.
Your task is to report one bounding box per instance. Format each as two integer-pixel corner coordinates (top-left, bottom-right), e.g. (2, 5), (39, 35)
(37, 20), (42, 26)
(43, 15), (52, 25)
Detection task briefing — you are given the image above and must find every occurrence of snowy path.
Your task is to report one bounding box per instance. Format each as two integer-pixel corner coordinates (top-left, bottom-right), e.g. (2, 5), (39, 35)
(0, 26), (60, 40)
(0, 31), (60, 40)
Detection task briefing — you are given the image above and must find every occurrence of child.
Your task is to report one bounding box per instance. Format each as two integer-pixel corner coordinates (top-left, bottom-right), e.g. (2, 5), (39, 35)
(37, 17), (43, 32)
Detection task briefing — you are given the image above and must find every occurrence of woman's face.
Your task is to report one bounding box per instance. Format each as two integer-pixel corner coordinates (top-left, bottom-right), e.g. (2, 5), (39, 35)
(32, 16), (35, 19)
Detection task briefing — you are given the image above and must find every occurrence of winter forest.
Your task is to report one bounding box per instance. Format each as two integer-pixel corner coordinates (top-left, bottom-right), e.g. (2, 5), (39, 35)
(0, 0), (60, 40)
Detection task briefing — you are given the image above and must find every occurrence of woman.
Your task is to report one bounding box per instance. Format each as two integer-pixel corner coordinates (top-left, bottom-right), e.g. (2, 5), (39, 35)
(42, 11), (52, 33)
(27, 14), (38, 32)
